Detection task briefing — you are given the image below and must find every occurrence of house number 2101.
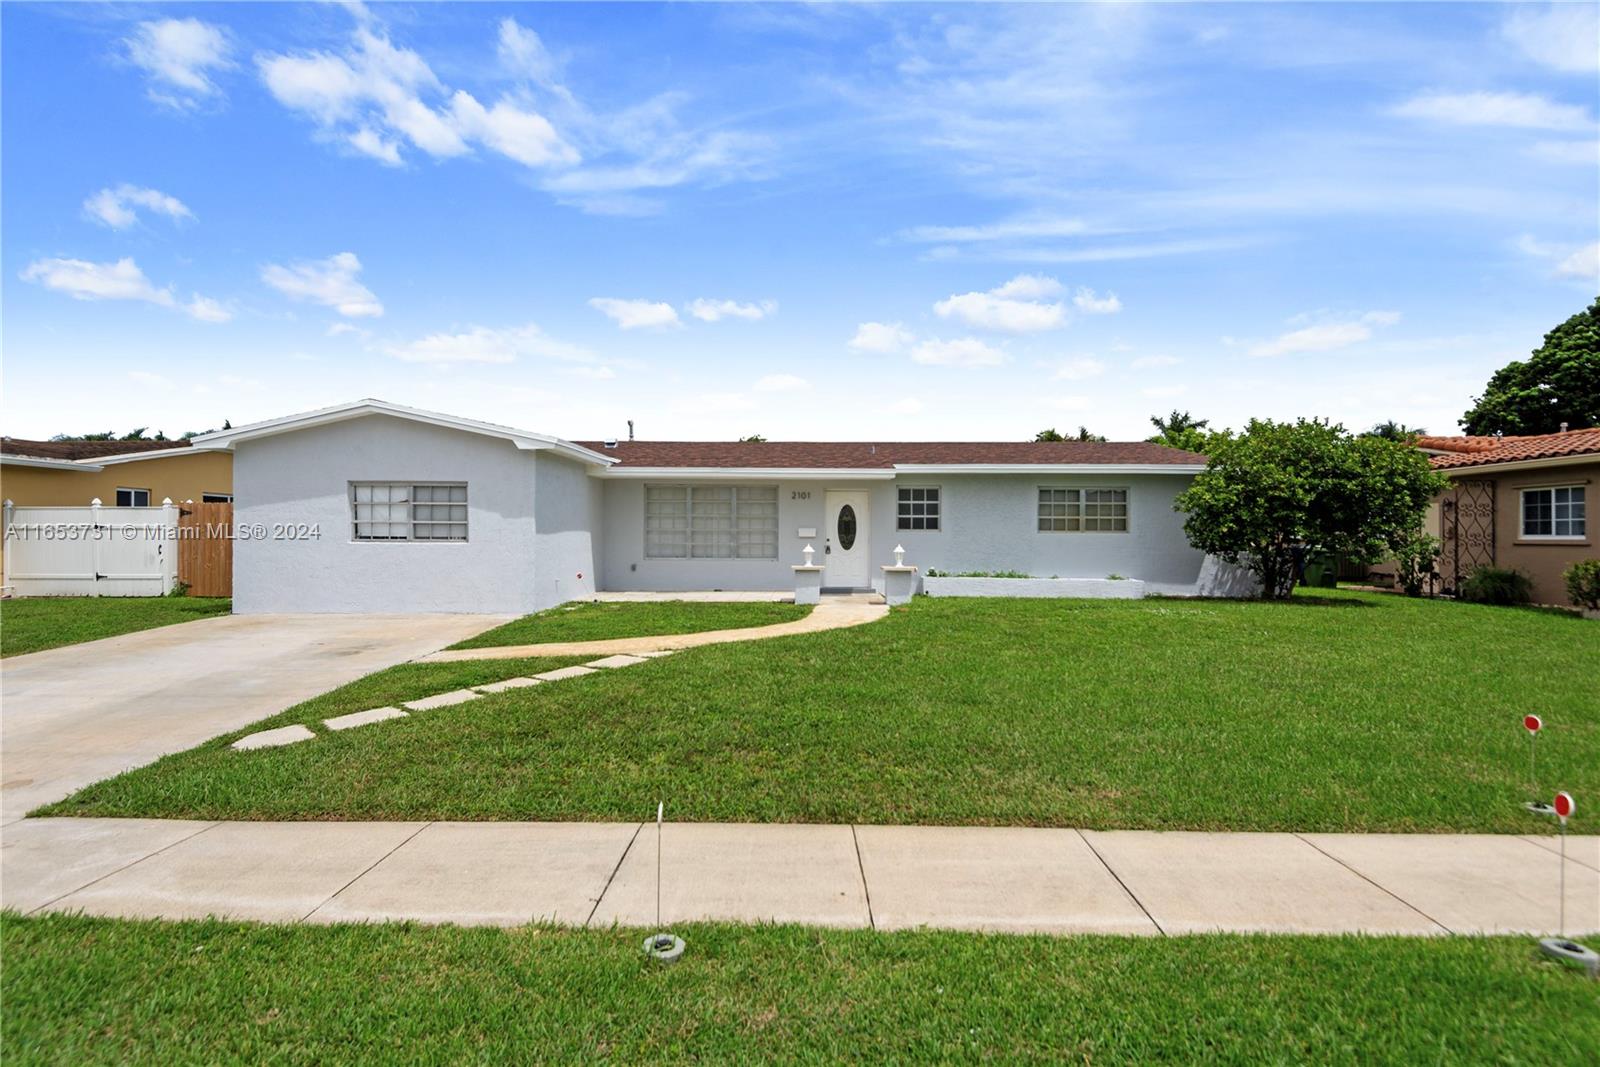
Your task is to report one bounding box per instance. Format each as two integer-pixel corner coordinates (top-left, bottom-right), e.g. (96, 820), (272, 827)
(791, 491), (811, 500)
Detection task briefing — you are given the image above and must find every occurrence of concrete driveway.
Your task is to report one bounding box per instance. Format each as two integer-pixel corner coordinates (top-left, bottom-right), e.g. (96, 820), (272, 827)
(0, 613), (508, 822)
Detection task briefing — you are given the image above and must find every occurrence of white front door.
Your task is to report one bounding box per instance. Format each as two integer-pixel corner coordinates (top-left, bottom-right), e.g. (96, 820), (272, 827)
(822, 490), (870, 589)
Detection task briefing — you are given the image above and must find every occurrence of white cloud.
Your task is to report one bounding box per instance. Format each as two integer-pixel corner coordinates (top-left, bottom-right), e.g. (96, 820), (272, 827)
(258, 26), (576, 171)
(1249, 310), (1400, 358)
(1389, 91), (1594, 131)
(911, 337), (1007, 367)
(1557, 241), (1600, 280)
(326, 322), (370, 339)
(687, 298), (777, 322)
(588, 297), (680, 330)
(848, 321), (915, 353)
(126, 18), (231, 108)
(1528, 139), (1600, 165)
(900, 217), (1093, 244)
(1053, 357), (1105, 381)
(753, 374), (809, 393)
(83, 185), (193, 229)
(567, 365), (617, 380)
(887, 398), (924, 415)
(128, 370), (171, 388)
(1503, 5), (1600, 75)
(1130, 355), (1181, 369)
(383, 322), (593, 365)
(1142, 385), (1187, 399)
(1072, 287), (1122, 314)
(20, 256), (229, 322)
(934, 274), (1067, 333)
(260, 252), (383, 318)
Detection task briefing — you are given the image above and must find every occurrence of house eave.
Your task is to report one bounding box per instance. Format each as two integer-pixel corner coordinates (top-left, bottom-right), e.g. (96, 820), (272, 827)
(1436, 453), (1600, 477)
(593, 466), (896, 480)
(890, 463), (1208, 475)
(0, 454), (105, 472)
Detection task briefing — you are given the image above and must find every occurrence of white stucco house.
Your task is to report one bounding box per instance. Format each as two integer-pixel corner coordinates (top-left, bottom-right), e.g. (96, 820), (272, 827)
(194, 399), (1251, 614)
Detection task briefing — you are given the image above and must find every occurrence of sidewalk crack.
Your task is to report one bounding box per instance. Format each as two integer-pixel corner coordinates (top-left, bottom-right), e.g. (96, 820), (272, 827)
(27, 819), (223, 915)
(1076, 829), (1164, 936)
(301, 821), (433, 922)
(851, 825), (875, 930)
(585, 822), (644, 928)
(1293, 833), (1453, 934)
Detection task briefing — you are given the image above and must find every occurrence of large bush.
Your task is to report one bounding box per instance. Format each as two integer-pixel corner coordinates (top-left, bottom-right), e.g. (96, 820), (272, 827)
(1457, 567), (1533, 607)
(1564, 559), (1600, 610)
(1174, 419), (1448, 599)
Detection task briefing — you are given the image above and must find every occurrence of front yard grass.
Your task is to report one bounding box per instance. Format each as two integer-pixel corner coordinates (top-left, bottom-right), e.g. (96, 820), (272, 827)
(41, 590), (1599, 832)
(4, 914), (1595, 1064)
(447, 598), (811, 649)
(0, 596), (231, 658)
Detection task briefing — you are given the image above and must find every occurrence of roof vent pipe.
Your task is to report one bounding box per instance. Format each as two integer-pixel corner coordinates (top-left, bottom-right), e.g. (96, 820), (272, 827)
(628, 420), (635, 442)
(1560, 422), (1569, 433)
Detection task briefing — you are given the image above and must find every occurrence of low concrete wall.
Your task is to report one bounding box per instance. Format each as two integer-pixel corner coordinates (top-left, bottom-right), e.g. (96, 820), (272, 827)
(923, 576), (1146, 599)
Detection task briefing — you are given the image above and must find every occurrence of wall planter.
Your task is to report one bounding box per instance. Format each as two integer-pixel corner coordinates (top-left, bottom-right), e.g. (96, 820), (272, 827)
(922, 576), (1146, 599)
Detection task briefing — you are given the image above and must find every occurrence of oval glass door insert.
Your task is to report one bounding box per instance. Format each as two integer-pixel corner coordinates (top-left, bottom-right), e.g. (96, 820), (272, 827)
(837, 504), (857, 550)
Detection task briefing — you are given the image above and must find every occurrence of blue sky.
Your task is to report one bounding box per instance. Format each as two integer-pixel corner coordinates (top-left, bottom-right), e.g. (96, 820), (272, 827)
(3, 2), (1596, 442)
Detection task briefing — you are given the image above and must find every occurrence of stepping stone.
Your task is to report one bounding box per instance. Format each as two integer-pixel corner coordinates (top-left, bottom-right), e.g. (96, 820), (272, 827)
(586, 654), (647, 669)
(532, 665), (598, 682)
(231, 724), (316, 751)
(403, 689), (482, 711)
(324, 706), (408, 732)
(475, 676), (542, 694)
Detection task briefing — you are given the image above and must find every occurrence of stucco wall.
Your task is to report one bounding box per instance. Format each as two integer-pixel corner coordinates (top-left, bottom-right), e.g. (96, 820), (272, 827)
(1472, 462), (1597, 606)
(598, 472), (1207, 592)
(232, 415), (538, 614)
(531, 452), (601, 610)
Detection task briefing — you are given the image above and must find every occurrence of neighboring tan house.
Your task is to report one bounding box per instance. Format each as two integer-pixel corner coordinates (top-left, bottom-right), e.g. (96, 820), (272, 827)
(193, 398), (1248, 615)
(0, 437), (233, 508)
(1416, 428), (1597, 605)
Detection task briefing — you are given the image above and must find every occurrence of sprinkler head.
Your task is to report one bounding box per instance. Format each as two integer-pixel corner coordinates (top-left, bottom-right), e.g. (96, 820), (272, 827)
(1539, 937), (1600, 979)
(643, 932), (686, 965)
(1524, 800), (1558, 816)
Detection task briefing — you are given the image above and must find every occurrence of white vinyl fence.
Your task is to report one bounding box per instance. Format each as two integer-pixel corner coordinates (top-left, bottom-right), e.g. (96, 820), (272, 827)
(2, 498), (179, 597)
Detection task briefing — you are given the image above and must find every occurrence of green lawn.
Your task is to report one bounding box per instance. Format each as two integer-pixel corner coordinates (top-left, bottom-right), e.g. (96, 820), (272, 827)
(40, 590), (1600, 832)
(0, 596), (231, 657)
(4, 915), (1595, 1065)
(448, 599), (811, 649)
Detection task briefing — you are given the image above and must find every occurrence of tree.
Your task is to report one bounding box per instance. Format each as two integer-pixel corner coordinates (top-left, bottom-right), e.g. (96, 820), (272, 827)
(738, 434), (767, 443)
(1364, 421), (1426, 441)
(1033, 428), (1065, 442)
(1146, 410), (1223, 453)
(1174, 418), (1448, 599)
(1460, 298), (1600, 435)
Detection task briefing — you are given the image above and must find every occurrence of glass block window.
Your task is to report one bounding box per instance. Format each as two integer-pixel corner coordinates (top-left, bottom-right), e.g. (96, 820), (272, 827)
(352, 483), (467, 541)
(646, 485), (778, 559)
(1521, 486), (1586, 539)
(897, 487), (940, 531)
(1038, 487), (1128, 532)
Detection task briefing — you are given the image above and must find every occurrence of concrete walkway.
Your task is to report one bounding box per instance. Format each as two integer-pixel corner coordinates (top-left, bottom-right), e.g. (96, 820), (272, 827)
(422, 595), (889, 663)
(0, 613), (509, 823)
(4, 818), (1595, 936)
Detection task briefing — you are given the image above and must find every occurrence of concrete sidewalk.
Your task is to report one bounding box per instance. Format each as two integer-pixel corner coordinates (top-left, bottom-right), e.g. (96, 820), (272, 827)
(4, 818), (1595, 936)
(421, 596), (888, 663)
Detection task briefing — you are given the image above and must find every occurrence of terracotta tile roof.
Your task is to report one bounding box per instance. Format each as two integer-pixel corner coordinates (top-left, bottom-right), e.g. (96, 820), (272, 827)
(0, 437), (192, 461)
(1414, 434), (1522, 454)
(1428, 428), (1600, 470)
(572, 440), (1207, 468)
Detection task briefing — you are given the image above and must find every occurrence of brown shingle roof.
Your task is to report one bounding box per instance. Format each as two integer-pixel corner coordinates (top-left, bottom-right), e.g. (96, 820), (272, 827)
(573, 440), (1207, 468)
(1428, 428), (1600, 470)
(0, 437), (192, 461)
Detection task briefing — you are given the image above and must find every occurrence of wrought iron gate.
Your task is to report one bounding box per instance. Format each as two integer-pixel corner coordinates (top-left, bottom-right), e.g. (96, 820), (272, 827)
(1440, 479), (1495, 594)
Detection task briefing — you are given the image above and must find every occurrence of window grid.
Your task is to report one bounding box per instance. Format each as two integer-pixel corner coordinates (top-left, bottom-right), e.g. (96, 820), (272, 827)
(352, 483), (468, 541)
(646, 485), (778, 560)
(897, 486), (941, 531)
(1521, 486), (1586, 539)
(1038, 487), (1127, 532)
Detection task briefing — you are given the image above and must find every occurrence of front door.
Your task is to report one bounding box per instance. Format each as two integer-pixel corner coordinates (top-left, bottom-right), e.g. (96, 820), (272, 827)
(823, 490), (870, 589)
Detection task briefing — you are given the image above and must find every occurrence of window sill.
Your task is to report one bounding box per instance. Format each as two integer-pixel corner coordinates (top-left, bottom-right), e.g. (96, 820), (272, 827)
(1514, 538), (1589, 546)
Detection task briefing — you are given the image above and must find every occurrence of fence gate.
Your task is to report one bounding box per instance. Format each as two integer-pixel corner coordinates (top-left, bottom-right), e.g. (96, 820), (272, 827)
(2, 500), (178, 597)
(178, 501), (233, 597)
(1440, 479), (1495, 594)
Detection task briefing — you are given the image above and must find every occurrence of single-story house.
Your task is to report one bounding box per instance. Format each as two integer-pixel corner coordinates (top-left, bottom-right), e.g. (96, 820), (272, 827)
(1413, 428), (1597, 604)
(0, 437), (233, 508)
(193, 399), (1252, 614)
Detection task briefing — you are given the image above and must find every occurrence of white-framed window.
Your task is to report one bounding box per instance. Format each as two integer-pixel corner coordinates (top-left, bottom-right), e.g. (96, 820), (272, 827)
(1520, 486), (1586, 539)
(645, 484), (778, 559)
(351, 483), (468, 541)
(115, 487), (151, 507)
(1038, 487), (1128, 532)
(897, 486), (940, 531)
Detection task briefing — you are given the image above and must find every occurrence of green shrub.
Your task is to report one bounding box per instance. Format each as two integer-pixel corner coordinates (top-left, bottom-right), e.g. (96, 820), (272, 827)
(1457, 566), (1533, 606)
(1391, 529), (1442, 597)
(1563, 559), (1600, 610)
